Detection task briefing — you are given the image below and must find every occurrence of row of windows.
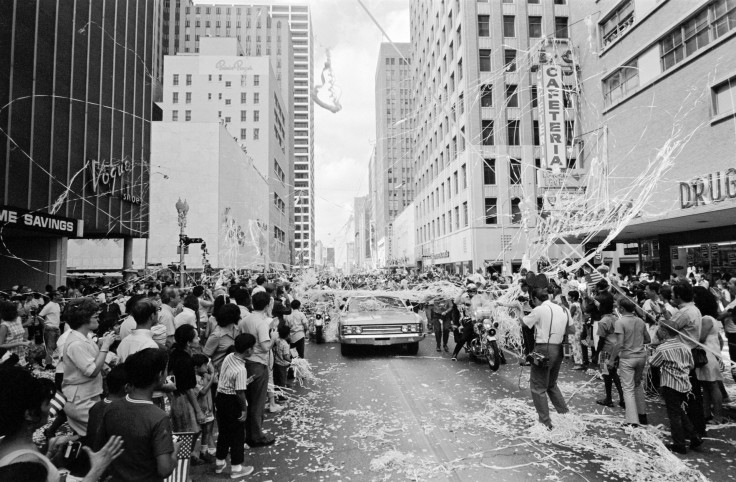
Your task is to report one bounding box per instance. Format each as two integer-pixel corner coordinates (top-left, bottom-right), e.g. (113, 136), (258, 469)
(416, 201), (469, 243)
(274, 226), (286, 243)
(480, 119), (574, 146)
(478, 15), (544, 39)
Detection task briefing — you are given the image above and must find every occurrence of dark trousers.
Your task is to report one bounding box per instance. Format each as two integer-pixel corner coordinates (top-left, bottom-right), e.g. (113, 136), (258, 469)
(529, 343), (568, 426)
(726, 332), (736, 366)
(522, 324), (535, 357)
(273, 363), (288, 388)
(433, 318), (450, 347)
(290, 337), (305, 359)
(215, 393), (245, 465)
(244, 361), (269, 443)
(687, 370), (706, 436)
(602, 366), (624, 402)
(452, 324), (474, 357)
(661, 386), (697, 449)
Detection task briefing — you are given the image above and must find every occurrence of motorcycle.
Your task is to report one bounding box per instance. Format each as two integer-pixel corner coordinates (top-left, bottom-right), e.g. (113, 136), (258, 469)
(461, 308), (505, 371)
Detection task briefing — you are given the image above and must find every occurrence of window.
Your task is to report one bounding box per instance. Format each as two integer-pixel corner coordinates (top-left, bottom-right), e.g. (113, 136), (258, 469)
(529, 16), (542, 38)
(504, 49), (517, 72)
(253, 111), (260, 122)
(511, 198), (522, 224)
(173, 74), (179, 86)
(555, 17), (569, 38)
(184, 110), (191, 121)
(503, 16), (515, 37)
(602, 59), (639, 106)
(185, 74), (192, 86)
(566, 121), (574, 145)
(462, 164), (467, 189)
(453, 171), (459, 194)
(482, 120), (494, 145)
(171, 110), (178, 121)
(172, 92), (178, 104)
(484, 198), (497, 224)
(714, 0), (736, 38)
(241, 110), (247, 122)
(240, 128), (247, 140)
(507, 121), (520, 146)
(483, 159), (496, 185)
(479, 49), (492, 72)
(533, 121), (540, 145)
(241, 92), (246, 104)
(254, 93), (260, 104)
(713, 76), (736, 117)
(183, 92), (190, 104)
(208, 93), (212, 101)
(225, 99), (231, 105)
(481, 84), (493, 107)
(254, 75), (260, 86)
(601, 0), (634, 46)
(455, 207), (460, 230)
(554, 0), (566, 4)
(224, 117), (231, 123)
(225, 81), (231, 87)
(463, 202), (468, 227)
(510, 159), (522, 184)
(478, 15), (490, 37)
(531, 86), (538, 108)
(506, 84), (518, 107)
(253, 128), (260, 140)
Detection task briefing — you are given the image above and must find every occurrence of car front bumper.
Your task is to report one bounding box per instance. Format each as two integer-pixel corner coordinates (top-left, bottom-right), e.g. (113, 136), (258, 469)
(340, 333), (425, 346)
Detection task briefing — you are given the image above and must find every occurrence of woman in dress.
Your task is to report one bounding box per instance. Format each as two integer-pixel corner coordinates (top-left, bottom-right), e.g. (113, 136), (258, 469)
(0, 301), (30, 365)
(693, 286), (725, 424)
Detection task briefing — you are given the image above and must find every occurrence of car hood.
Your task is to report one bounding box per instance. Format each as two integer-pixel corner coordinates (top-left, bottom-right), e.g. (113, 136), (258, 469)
(342, 310), (418, 324)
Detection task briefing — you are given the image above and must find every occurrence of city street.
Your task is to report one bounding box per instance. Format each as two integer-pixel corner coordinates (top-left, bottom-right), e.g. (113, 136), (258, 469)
(193, 337), (736, 482)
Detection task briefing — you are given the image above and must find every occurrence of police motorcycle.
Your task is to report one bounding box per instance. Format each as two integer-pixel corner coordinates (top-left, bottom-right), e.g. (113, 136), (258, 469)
(459, 299), (505, 371)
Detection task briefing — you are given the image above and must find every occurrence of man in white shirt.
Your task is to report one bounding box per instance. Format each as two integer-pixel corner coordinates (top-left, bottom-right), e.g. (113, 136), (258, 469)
(252, 275), (267, 295)
(39, 291), (63, 369)
(521, 288), (572, 429)
(117, 298), (159, 363)
(157, 287), (179, 348)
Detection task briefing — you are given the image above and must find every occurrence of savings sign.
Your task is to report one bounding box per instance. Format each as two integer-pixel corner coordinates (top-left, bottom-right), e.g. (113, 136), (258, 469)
(538, 65), (566, 173)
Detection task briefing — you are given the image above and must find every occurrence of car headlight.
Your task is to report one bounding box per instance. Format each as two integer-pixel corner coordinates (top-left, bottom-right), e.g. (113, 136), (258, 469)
(409, 324), (417, 332)
(355, 326), (362, 334)
(401, 325), (409, 333)
(483, 319), (492, 330)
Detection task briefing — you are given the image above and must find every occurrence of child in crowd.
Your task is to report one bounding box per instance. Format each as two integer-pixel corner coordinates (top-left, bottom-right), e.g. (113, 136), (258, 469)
(649, 320), (703, 455)
(192, 353), (216, 463)
(272, 324), (292, 391)
(87, 364), (127, 450)
(101, 348), (180, 481)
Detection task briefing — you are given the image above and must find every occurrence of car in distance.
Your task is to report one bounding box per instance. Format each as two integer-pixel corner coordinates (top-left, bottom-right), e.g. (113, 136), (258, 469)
(338, 295), (425, 356)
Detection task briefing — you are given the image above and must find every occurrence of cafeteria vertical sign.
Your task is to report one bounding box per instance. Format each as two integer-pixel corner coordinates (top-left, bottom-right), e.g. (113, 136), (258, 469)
(538, 64), (566, 173)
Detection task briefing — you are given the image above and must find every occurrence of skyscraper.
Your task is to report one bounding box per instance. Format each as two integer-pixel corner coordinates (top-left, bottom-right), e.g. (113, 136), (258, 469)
(373, 43), (413, 268)
(162, 1), (315, 267)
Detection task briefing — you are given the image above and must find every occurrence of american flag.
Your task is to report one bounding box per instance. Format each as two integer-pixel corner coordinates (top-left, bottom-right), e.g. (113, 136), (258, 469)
(166, 432), (200, 482)
(48, 390), (66, 418)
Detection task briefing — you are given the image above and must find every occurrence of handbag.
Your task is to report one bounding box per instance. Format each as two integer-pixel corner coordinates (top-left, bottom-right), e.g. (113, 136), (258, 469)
(691, 347), (708, 368)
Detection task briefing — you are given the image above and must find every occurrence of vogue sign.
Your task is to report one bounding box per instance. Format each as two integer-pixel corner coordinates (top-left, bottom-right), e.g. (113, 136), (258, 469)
(679, 168), (736, 209)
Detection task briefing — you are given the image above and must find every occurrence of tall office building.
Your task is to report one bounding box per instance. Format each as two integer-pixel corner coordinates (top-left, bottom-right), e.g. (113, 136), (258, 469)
(163, 1), (315, 267)
(0, 0), (162, 286)
(373, 43), (414, 268)
(409, 0), (577, 274)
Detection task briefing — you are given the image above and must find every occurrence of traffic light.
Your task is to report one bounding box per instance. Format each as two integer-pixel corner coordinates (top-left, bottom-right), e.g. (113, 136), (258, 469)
(179, 236), (204, 246)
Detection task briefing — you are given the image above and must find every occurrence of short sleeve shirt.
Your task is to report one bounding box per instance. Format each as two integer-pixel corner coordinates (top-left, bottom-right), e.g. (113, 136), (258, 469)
(596, 314), (618, 354)
(102, 396), (174, 482)
(239, 312), (271, 366)
(614, 315), (648, 359)
(39, 301), (61, 328)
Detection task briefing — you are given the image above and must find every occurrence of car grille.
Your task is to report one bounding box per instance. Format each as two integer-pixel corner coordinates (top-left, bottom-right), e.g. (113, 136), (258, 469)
(359, 324), (404, 335)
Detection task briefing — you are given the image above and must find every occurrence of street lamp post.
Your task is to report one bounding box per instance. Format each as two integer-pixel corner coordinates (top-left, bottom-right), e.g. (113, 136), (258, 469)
(176, 198), (189, 289)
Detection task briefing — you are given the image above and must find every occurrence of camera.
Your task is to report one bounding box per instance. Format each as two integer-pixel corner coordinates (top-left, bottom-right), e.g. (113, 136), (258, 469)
(528, 351), (550, 368)
(63, 441), (82, 460)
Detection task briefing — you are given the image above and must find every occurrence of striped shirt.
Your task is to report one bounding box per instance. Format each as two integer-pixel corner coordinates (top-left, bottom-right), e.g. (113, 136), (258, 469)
(217, 353), (249, 395)
(649, 338), (693, 393)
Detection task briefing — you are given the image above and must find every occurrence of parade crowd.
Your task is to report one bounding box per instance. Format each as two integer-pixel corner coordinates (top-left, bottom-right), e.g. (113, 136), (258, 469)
(0, 264), (735, 480)
(0, 274), (309, 480)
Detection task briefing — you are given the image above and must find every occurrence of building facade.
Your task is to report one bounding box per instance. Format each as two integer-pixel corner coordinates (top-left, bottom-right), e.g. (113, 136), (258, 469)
(409, 0), (576, 275)
(372, 43), (414, 267)
(570, 0), (736, 278)
(158, 37), (292, 268)
(353, 195), (373, 270)
(163, 1), (315, 267)
(0, 0), (162, 287)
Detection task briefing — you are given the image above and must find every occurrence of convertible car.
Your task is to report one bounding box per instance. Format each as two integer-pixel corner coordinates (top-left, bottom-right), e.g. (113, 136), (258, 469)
(338, 295), (425, 356)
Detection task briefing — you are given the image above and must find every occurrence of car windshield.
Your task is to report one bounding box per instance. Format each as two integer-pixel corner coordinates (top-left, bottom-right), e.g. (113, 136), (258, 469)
(347, 296), (406, 312)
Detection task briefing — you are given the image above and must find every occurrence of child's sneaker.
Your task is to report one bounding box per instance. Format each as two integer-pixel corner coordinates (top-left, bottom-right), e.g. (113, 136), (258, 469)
(231, 465), (255, 479)
(215, 460), (227, 474)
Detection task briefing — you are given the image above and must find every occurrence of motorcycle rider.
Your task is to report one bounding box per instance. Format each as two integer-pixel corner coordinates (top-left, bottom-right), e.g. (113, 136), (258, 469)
(451, 283), (493, 361)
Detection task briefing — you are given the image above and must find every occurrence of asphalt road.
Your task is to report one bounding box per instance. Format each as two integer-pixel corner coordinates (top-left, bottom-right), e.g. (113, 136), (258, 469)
(192, 335), (736, 482)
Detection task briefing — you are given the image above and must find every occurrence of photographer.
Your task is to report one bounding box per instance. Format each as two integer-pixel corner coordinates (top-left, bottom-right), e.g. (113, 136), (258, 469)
(520, 288), (572, 430)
